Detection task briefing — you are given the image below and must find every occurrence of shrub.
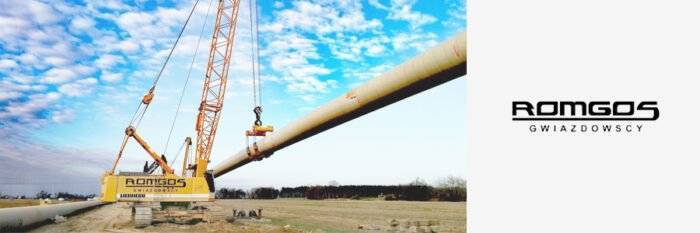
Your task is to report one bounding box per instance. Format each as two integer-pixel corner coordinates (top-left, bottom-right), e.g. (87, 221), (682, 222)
(250, 187), (279, 199)
(216, 188), (247, 199)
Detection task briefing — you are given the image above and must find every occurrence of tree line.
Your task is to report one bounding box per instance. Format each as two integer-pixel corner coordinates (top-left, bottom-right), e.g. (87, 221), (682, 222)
(35, 190), (96, 200)
(216, 176), (466, 202)
(0, 191), (96, 200)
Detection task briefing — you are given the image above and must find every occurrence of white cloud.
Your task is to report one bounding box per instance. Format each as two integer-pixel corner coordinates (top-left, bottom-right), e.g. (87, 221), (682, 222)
(41, 67), (79, 84)
(261, 1), (382, 35)
(116, 11), (159, 37)
(0, 16), (31, 41)
(173, 35), (210, 57)
(69, 16), (96, 33)
(381, 0), (437, 29)
(0, 1), (209, 167)
(0, 124), (112, 195)
(58, 78), (98, 97)
(115, 6), (189, 40)
(140, 39), (155, 51)
(0, 91), (22, 101)
(44, 56), (71, 66)
(263, 33), (335, 94)
(301, 95), (316, 103)
(0, 80), (46, 92)
(101, 71), (124, 83)
(24, 0), (61, 24)
(0, 92), (62, 123)
(92, 35), (127, 54)
(391, 32), (439, 52)
(16, 53), (41, 67)
(0, 59), (18, 70)
(87, 0), (132, 11)
(73, 64), (98, 76)
(9, 75), (34, 85)
(95, 54), (126, 69)
(286, 76), (337, 94)
(345, 63), (395, 81)
(116, 39), (140, 54)
(261, 75), (282, 84)
(368, 0), (389, 10)
(273, 1), (284, 8)
(259, 1), (388, 97)
(366, 44), (386, 56)
(324, 34), (391, 61)
(51, 108), (75, 123)
(443, 0), (466, 29)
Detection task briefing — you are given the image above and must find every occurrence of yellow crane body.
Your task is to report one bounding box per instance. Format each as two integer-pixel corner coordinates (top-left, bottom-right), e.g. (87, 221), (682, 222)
(100, 173), (214, 202)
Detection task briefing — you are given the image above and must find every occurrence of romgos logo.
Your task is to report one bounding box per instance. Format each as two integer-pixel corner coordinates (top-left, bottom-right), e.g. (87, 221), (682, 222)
(125, 178), (186, 188)
(512, 101), (659, 133)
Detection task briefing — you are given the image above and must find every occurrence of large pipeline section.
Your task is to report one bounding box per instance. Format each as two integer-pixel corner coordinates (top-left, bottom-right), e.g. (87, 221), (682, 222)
(213, 31), (467, 177)
(0, 200), (104, 230)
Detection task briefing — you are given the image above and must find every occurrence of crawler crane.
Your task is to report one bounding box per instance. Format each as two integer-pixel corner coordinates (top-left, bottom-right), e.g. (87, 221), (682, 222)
(100, 0), (271, 227)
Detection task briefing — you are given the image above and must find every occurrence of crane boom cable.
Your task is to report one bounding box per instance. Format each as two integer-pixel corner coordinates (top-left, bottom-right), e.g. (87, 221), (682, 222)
(127, 0), (201, 129)
(164, 0), (214, 156)
(114, 0), (202, 173)
(134, 104), (149, 128)
(150, 0), (201, 88)
(248, 0), (258, 108)
(169, 139), (187, 166)
(247, 0), (265, 129)
(128, 103), (143, 126)
(254, 0), (262, 105)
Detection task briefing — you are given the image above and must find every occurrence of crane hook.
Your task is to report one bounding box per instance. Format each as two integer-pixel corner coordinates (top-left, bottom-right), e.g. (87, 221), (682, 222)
(246, 106), (273, 137)
(253, 106), (262, 126)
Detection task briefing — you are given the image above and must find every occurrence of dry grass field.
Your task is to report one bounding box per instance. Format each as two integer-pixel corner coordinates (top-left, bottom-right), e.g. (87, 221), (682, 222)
(0, 199), (39, 208)
(218, 199), (466, 232)
(29, 199), (466, 232)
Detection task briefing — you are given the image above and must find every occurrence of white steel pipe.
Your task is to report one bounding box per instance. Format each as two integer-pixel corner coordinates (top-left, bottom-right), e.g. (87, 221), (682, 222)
(213, 31), (467, 177)
(0, 200), (104, 230)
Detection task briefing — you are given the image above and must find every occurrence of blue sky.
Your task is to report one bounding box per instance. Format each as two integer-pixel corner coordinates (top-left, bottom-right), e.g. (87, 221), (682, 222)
(0, 0), (466, 195)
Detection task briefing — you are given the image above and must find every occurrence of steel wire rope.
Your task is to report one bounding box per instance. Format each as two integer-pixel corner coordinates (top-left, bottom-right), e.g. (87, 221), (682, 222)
(248, 0), (264, 134)
(163, 0), (214, 158)
(254, 0), (262, 106)
(113, 0), (202, 172)
(127, 0), (202, 129)
(169, 139), (187, 167)
(249, 0), (258, 109)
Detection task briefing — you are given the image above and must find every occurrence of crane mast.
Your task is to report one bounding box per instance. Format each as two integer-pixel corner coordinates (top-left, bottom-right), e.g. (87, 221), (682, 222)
(195, 0), (241, 177)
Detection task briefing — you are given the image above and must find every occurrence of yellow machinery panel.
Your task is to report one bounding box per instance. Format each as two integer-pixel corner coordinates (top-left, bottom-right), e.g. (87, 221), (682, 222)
(101, 173), (214, 203)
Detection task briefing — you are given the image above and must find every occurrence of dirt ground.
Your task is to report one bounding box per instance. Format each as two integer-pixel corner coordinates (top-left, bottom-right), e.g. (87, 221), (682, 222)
(29, 199), (466, 233)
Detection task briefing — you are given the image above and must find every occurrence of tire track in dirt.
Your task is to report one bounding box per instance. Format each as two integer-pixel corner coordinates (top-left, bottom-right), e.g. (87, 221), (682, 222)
(31, 203), (135, 233)
(29, 202), (293, 233)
